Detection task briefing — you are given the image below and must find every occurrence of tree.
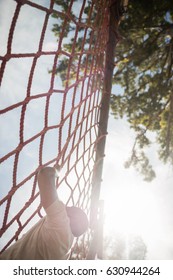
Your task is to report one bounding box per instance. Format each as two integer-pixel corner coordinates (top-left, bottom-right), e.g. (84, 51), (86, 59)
(103, 232), (127, 259)
(103, 232), (147, 260)
(51, 1), (173, 181)
(128, 235), (147, 260)
(111, 0), (173, 181)
(51, 0), (107, 87)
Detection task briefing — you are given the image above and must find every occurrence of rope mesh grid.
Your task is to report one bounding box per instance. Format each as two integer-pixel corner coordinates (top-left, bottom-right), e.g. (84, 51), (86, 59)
(0, 0), (110, 259)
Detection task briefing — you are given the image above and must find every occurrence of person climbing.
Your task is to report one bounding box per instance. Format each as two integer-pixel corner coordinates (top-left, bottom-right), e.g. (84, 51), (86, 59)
(0, 166), (89, 260)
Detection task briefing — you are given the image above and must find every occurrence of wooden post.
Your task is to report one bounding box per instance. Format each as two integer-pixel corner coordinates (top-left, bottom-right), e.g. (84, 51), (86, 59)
(88, 0), (123, 259)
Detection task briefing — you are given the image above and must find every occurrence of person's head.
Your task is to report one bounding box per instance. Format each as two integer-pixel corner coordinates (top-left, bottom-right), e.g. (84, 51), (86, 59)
(66, 206), (89, 237)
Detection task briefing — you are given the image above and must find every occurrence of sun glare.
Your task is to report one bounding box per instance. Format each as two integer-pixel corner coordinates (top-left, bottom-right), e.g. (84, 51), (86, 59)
(104, 185), (161, 239)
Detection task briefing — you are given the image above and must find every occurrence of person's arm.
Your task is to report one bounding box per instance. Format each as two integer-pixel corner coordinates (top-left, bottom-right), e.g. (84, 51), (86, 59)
(37, 166), (60, 210)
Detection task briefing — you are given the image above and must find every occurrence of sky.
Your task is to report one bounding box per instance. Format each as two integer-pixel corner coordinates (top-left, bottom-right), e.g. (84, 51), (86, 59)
(0, 0), (63, 249)
(0, 0), (101, 252)
(101, 113), (173, 259)
(0, 0), (173, 260)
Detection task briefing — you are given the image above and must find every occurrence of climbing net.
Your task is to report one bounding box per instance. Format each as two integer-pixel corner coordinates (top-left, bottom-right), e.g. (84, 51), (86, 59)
(0, 0), (111, 259)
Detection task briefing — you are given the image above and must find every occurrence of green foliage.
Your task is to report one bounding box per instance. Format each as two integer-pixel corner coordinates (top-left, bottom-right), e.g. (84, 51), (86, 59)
(124, 151), (156, 182)
(111, 0), (173, 180)
(51, 0), (107, 87)
(51, 0), (173, 181)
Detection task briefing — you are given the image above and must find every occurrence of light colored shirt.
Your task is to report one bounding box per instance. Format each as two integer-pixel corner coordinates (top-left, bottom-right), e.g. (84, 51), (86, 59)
(0, 200), (74, 260)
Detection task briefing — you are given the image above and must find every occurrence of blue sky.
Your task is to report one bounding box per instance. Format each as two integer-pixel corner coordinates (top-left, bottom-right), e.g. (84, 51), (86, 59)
(0, 0), (101, 252)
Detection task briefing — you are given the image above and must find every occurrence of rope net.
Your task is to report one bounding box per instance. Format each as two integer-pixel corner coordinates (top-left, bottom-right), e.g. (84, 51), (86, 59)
(0, 0), (110, 259)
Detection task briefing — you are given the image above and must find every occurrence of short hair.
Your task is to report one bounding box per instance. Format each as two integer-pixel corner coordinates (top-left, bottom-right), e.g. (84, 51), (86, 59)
(66, 206), (89, 237)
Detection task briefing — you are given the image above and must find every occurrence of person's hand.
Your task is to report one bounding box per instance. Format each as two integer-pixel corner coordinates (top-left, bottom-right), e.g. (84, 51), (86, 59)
(38, 166), (59, 209)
